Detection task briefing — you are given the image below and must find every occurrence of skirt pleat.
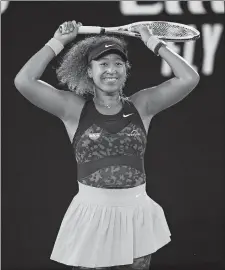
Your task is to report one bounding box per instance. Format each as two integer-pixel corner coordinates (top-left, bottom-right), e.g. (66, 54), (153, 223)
(50, 182), (171, 267)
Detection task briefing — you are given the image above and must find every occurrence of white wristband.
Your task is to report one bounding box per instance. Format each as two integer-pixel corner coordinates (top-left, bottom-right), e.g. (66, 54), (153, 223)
(45, 38), (64, 56)
(146, 36), (161, 52)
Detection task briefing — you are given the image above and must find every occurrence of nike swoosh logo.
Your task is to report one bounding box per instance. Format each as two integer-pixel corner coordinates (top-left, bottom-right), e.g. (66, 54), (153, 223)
(123, 113), (134, 118)
(105, 44), (114, 48)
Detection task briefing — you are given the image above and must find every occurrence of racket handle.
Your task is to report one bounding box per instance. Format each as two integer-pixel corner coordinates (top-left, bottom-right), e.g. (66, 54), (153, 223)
(79, 26), (102, 34)
(59, 25), (103, 35)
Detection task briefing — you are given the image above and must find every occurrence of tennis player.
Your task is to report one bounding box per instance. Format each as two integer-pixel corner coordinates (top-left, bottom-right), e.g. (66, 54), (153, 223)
(14, 21), (199, 270)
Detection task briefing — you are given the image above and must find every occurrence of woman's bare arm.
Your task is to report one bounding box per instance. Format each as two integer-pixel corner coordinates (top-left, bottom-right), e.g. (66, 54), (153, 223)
(14, 21), (84, 122)
(131, 26), (200, 118)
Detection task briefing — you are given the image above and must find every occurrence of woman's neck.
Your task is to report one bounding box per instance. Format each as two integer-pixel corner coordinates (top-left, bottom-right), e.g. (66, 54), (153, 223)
(94, 90), (122, 108)
(94, 92), (120, 102)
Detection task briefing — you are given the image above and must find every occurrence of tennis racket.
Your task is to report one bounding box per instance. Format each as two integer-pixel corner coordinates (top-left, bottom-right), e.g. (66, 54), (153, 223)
(59, 21), (200, 42)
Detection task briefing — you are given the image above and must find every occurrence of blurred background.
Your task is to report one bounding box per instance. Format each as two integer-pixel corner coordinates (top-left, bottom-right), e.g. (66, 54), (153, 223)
(1, 1), (224, 270)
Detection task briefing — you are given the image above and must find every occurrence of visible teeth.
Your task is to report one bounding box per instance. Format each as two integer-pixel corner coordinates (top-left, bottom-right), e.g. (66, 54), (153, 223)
(104, 78), (117, 81)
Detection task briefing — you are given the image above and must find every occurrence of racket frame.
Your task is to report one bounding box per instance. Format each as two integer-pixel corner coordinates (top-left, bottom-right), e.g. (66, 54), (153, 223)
(60, 21), (200, 41)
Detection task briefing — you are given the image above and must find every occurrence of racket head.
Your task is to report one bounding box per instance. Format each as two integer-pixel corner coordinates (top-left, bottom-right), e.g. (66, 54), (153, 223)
(120, 21), (200, 41)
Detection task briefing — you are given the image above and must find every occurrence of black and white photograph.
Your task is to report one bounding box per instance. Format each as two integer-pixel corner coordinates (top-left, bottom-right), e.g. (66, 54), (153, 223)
(1, 1), (224, 270)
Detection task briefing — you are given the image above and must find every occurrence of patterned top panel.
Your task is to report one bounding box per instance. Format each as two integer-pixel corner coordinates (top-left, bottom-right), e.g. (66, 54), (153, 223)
(75, 122), (147, 164)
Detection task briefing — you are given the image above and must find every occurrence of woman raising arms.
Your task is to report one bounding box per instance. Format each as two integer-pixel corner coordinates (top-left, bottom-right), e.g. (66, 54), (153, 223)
(15, 20), (199, 270)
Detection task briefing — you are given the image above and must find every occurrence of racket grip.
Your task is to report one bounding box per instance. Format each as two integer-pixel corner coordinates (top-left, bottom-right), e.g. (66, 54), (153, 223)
(59, 25), (103, 35)
(78, 26), (103, 34)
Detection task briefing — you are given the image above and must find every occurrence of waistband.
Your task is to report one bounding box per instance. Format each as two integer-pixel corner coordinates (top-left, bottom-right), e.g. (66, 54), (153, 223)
(76, 181), (148, 207)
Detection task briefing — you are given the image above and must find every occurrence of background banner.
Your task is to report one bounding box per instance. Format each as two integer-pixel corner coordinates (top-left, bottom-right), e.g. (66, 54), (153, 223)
(2, 1), (224, 270)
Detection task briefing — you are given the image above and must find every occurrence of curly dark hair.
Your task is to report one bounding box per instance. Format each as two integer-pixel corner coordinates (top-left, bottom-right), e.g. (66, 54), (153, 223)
(56, 35), (131, 97)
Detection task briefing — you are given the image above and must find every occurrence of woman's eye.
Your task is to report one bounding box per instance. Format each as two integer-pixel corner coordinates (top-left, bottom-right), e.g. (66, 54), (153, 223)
(116, 62), (123, 66)
(100, 63), (107, 66)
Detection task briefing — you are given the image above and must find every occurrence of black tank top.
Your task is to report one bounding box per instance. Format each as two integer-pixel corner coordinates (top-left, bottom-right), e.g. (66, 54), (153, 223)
(72, 98), (147, 189)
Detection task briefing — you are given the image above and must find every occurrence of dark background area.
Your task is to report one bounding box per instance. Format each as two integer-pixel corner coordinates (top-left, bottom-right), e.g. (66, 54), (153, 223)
(1, 1), (224, 270)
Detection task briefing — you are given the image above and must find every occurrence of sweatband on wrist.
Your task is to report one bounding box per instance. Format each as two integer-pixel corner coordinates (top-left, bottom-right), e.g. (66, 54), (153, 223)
(146, 36), (166, 56)
(154, 41), (166, 56)
(45, 38), (64, 56)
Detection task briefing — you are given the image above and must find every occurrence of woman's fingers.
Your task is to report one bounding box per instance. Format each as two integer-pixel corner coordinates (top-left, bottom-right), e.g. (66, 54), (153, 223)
(54, 21), (81, 45)
(60, 21), (77, 34)
(137, 25), (153, 44)
(72, 20), (77, 28)
(56, 20), (82, 43)
(68, 21), (74, 31)
(60, 21), (68, 34)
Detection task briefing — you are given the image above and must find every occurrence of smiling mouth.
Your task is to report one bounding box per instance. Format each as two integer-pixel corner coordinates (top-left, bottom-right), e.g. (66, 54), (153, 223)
(103, 77), (118, 82)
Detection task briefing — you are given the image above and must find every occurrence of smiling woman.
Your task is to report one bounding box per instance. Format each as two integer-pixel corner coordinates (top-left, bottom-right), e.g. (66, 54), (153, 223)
(14, 19), (199, 270)
(56, 34), (131, 101)
(89, 53), (126, 91)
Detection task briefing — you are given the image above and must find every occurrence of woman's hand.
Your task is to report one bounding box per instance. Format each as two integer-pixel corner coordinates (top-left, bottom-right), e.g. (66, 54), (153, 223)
(53, 20), (82, 46)
(137, 25), (153, 44)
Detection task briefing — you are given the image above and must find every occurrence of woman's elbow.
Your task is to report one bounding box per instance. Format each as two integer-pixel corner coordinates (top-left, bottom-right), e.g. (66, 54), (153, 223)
(192, 73), (200, 87)
(186, 71), (200, 88)
(14, 73), (30, 91)
(14, 76), (23, 91)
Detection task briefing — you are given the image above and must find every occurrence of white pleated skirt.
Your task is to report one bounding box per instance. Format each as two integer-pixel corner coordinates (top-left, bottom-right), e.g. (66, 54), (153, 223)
(50, 182), (171, 268)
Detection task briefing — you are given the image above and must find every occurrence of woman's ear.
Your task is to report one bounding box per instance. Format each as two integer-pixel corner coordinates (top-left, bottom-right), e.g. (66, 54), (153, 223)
(87, 66), (93, 78)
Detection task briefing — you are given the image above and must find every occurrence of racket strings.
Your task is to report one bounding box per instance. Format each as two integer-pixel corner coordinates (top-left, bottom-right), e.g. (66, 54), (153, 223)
(129, 22), (199, 40)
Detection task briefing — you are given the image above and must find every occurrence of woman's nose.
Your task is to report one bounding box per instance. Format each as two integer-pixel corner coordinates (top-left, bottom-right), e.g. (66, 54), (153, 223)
(106, 64), (117, 73)
(106, 67), (115, 73)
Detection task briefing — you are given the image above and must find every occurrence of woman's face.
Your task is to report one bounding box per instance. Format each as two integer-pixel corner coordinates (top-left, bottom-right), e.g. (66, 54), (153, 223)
(88, 53), (127, 94)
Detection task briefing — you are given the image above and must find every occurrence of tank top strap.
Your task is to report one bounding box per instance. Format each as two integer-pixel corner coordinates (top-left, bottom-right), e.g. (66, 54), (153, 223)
(79, 98), (95, 122)
(72, 98), (96, 144)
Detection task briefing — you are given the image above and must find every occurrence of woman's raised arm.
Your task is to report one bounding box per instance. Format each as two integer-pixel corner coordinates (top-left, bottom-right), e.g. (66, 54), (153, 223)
(14, 21), (85, 122)
(131, 25), (200, 117)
